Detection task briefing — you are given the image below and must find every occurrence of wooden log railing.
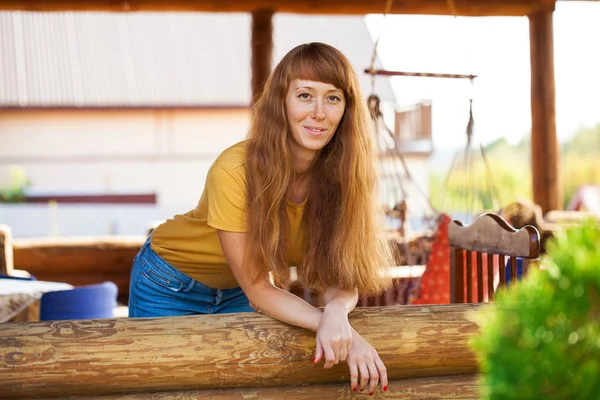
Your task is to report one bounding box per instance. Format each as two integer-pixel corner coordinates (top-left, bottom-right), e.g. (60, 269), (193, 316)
(0, 304), (486, 399)
(13, 236), (146, 304)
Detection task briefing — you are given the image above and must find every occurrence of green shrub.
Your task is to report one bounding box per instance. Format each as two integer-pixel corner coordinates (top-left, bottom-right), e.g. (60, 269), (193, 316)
(472, 219), (600, 399)
(0, 166), (30, 203)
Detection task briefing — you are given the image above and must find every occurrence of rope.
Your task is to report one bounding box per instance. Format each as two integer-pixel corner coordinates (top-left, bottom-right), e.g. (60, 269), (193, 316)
(365, 69), (477, 80)
(369, 93), (438, 218)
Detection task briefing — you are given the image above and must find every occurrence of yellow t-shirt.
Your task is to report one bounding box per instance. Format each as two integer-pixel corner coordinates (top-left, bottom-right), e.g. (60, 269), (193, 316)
(151, 141), (306, 289)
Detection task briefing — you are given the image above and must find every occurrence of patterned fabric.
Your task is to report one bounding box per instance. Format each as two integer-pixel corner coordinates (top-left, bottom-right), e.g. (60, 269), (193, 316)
(0, 293), (37, 323)
(409, 214), (452, 304)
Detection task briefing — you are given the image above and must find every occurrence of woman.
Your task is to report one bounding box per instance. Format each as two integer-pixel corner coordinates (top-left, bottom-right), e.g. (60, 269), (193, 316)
(129, 42), (394, 394)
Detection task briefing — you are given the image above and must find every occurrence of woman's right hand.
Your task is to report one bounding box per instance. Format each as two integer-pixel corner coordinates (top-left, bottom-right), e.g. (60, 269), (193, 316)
(346, 329), (388, 396)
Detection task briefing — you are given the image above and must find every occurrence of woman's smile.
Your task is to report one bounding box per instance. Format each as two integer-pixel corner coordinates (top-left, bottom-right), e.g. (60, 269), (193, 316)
(304, 125), (327, 136)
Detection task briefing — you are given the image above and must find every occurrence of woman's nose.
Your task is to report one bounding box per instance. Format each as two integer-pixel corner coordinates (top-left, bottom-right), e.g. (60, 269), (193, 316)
(311, 100), (325, 120)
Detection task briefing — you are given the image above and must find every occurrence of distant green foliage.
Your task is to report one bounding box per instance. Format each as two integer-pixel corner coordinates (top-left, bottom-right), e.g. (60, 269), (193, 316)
(561, 123), (600, 208)
(472, 219), (600, 399)
(0, 166), (30, 203)
(563, 123), (600, 155)
(430, 140), (532, 213)
(562, 153), (600, 208)
(430, 123), (600, 211)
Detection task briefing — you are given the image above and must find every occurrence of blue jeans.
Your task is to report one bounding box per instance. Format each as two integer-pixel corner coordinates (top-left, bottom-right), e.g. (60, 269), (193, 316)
(129, 236), (254, 317)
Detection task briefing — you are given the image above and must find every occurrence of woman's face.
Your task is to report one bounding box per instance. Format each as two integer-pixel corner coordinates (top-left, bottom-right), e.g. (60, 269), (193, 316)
(285, 79), (346, 162)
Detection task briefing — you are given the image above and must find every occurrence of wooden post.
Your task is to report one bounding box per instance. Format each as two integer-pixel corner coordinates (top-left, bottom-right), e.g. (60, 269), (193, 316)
(529, 9), (561, 214)
(251, 8), (274, 105)
(0, 224), (14, 275)
(0, 304), (484, 398)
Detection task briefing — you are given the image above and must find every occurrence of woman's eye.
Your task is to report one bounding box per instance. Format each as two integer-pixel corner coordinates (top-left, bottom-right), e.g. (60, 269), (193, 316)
(328, 95), (341, 103)
(298, 93), (311, 100)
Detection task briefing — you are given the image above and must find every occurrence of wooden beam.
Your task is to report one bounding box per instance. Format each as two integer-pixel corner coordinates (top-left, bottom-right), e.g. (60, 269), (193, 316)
(0, 304), (484, 398)
(0, 0), (556, 17)
(251, 8), (274, 105)
(529, 9), (562, 213)
(60, 375), (482, 399)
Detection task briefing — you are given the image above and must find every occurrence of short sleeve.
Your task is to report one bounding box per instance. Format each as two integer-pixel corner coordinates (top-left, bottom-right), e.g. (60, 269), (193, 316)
(206, 166), (248, 232)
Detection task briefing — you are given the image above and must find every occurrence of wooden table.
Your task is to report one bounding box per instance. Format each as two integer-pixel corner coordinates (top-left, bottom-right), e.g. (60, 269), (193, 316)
(0, 279), (73, 322)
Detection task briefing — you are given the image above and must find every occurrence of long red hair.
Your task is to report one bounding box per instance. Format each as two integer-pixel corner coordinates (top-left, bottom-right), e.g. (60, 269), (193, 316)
(245, 42), (393, 296)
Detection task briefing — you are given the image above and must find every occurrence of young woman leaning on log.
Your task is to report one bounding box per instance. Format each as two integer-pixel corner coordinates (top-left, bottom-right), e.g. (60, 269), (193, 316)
(129, 42), (394, 395)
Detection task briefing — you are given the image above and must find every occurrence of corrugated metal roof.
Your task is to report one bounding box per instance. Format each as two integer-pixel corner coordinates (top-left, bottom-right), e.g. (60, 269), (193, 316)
(0, 12), (394, 108)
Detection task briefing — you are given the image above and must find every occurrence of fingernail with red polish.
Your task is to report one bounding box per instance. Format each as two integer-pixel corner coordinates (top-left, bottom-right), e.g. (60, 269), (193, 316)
(312, 357), (317, 364)
(352, 387), (357, 392)
(369, 392), (374, 396)
(383, 385), (388, 392)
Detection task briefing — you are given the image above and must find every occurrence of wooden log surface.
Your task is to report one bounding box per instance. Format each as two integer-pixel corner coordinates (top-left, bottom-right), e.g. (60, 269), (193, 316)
(0, 304), (485, 399)
(57, 375), (482, 400)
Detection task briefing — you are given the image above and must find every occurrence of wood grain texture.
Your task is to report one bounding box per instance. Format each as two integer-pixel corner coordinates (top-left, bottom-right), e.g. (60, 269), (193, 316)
(57, 374), (482, 399)
(448, 213), (541, 257)
(0, 304), (485, 398)
(0, 0), (555, 16)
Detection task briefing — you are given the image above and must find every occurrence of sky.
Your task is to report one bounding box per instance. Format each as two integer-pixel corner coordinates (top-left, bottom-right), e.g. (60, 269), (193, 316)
(364, 1), (600, 148)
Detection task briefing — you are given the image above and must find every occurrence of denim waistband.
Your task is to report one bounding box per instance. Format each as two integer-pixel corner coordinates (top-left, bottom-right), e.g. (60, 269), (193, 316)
(138, 235), (213, 294)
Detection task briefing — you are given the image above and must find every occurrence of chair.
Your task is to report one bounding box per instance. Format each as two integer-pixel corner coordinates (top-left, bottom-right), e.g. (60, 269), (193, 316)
(449, 213), (541, 303)
(40, 281), (118, 320)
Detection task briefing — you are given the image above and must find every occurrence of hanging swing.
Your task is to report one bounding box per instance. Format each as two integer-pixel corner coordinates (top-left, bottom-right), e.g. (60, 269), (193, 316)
(364, 0), (500, 304)
(437, 94), (501, 224)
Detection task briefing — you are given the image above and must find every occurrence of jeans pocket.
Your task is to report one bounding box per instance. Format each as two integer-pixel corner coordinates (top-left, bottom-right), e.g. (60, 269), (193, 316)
(141, 266), (186, 292)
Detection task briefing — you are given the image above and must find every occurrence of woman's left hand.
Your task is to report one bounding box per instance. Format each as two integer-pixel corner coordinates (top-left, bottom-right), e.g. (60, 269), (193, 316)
(346, 329), (388, 395)
(313, 303), (353, 368)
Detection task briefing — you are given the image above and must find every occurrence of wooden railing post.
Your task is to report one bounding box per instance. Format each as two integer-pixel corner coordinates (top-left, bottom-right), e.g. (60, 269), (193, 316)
(251, 8), (274, 105)
(529, 8), (561, 213)
(0, 224), (14, 275)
